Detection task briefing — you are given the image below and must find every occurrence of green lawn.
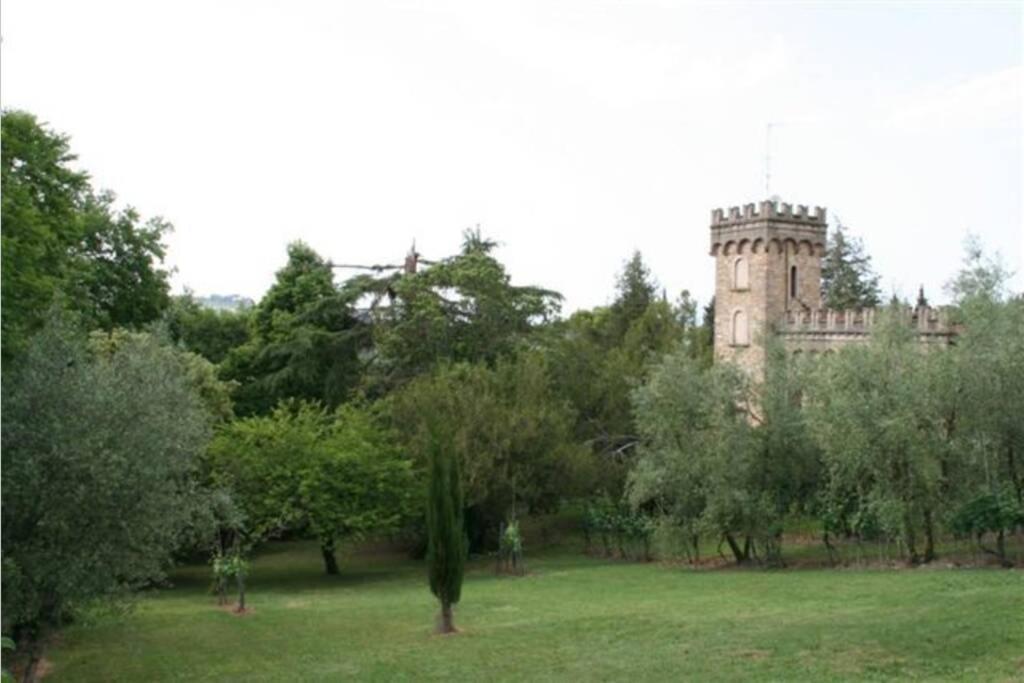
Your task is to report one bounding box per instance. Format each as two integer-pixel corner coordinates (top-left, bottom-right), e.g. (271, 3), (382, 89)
(46, 541), (1024, 682)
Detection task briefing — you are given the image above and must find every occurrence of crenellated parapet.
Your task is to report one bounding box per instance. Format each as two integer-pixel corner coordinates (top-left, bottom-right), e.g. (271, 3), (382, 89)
(778, 305), (957, 346)
(710, 199), (827, 256)
(711, 200), (827, 228)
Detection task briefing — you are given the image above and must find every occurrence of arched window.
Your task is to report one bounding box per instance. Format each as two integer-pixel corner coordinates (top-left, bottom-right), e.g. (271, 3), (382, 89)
(732, 309), (749, 346)
(789, 265), (797, 299)
(733, 257), (749, 290)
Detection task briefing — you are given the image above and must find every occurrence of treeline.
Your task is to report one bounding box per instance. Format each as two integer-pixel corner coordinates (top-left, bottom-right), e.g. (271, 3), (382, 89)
(1, 112), (710, 671)
(629, 262), (1024, 567)
(3, 111), (1022, 676)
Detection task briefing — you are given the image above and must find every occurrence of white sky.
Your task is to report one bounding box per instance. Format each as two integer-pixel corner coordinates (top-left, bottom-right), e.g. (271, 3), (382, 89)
(2, 1), (1022, 312)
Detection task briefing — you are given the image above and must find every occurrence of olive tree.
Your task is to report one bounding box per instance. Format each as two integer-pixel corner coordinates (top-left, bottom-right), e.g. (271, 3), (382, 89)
(628, 339), (819, 566)
(1, 316), (212, 678)
(803, 311), (948, 564)
(942, 240), (1024, 563)
(628, 350), (766, 565)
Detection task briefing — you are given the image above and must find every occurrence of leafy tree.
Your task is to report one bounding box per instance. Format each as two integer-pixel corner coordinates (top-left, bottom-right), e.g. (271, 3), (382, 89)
(87, 328), (236, 422)
(748, 340), (821, 564)
(390, 354), (589, 550)
(803, 311), (947, 564)
(942, 239), (1024, 558)
(72, 190), (172, 330)
(221, 242), (366, 416)
(1, 316), (212, 677)
(1, 111), (89, 358)
(212, 552), (251, 612)
(628, 349), (773, 565)
(950, 489), (1024, 567)
(425, 432), (466, 634)
(628, 338), (817, 566)
(207, 402), (414, 574)
(2, 111), (174, 361)
(163, 293), (252, 364)
(820, 222), (881, 309)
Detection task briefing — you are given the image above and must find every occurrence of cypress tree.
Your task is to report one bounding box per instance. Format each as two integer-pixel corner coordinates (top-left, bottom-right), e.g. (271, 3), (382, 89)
(426, 438), (466, 634)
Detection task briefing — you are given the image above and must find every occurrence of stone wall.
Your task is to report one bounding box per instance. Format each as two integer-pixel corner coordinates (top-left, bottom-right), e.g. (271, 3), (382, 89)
(779, 306), (955, 354)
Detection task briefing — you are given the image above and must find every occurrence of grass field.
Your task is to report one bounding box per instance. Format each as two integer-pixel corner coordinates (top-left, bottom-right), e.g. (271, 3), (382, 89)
(43, 539), (1024, 682)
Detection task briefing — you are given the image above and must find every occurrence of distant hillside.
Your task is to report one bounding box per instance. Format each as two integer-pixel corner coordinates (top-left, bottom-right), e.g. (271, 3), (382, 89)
(197, 294), (254, 312)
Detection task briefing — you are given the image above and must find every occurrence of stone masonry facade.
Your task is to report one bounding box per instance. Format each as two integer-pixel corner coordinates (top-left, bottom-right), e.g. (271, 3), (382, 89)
(710, 199), (954, 376)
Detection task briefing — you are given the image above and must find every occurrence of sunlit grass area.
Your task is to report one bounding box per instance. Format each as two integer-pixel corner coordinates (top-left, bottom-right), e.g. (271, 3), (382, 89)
(46, 539), (1024, 682)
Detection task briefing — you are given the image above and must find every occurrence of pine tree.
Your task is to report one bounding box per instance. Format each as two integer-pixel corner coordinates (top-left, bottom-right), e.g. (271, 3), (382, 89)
(609, 250), (658, 341)
(821, 223), (882, 310)
(426, 436), (467, 634)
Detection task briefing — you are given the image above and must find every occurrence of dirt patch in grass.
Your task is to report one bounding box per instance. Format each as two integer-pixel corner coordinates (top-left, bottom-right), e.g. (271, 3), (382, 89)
(215, 604), (256, 617)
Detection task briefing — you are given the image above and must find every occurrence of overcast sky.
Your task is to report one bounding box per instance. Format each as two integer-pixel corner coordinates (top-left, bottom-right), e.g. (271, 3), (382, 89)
(2, 1), (1021, 312)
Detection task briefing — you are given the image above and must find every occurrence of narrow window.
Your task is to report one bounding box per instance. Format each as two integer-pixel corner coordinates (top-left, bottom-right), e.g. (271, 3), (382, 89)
(790, 265), (797, 299)
(732, 309), (748, 346)
(733, 257), (749, 290)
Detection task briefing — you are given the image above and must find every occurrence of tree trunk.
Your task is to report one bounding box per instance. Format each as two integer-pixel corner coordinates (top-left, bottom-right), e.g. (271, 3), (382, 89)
(724, 533), (750, 565)
(236, 574), (247, 612)
(21, 646), (41, 683)
(923, 509), (936, 564)
(823, 528), (838, 567)
(903, 512), (920, 565)
(321, 538), (340, 575)
(438, 600), (456, 634)
(1008, 444), (1022, 504)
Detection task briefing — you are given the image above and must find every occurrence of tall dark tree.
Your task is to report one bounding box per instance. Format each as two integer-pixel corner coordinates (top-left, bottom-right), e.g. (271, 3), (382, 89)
(698, 295), (715, 365)
(609, 250), (658, 342)
(820, 223), (881, 309)
(391, 354), (588, 552)
(426, 434), (466, 634)
(253, 242), (337, 337)
(221, 242), (366, 416)
(541, 253), (699, 495)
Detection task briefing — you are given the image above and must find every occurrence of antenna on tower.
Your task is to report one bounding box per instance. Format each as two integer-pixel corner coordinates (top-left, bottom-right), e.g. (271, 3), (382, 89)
(764, 122), (776, 198)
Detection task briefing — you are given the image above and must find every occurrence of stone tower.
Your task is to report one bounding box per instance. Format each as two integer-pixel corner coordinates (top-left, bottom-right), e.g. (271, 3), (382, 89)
(709, 200), (828, 375)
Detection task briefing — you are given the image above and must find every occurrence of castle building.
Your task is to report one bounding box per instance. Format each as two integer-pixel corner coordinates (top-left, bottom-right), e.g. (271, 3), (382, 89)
(709, 199), (954, 376)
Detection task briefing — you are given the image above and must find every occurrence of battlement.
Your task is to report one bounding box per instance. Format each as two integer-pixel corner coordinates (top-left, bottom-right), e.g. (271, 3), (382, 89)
(711, 200), (827, 228)
(778, 306), (954, 336)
